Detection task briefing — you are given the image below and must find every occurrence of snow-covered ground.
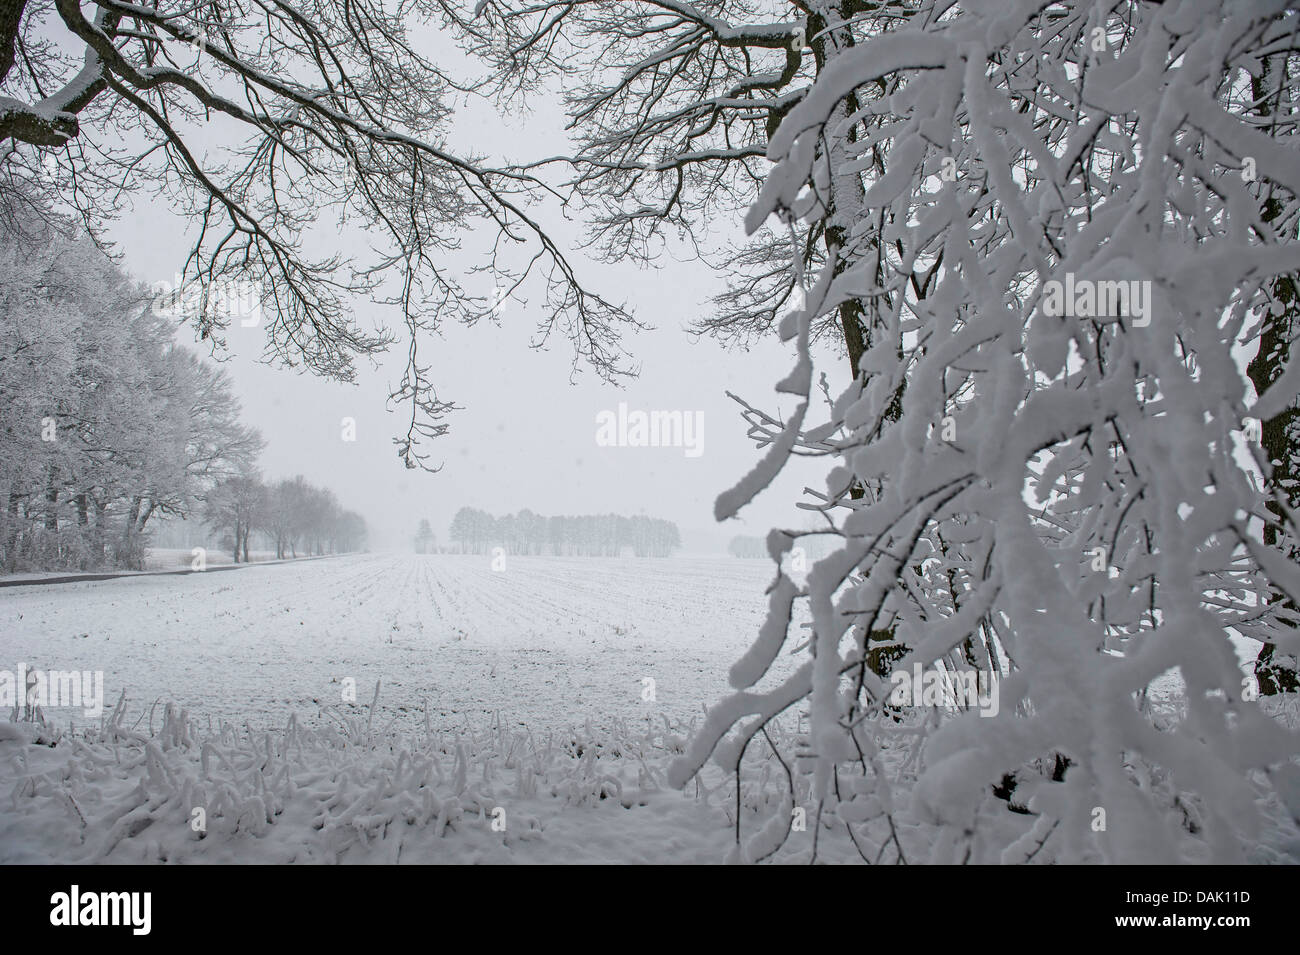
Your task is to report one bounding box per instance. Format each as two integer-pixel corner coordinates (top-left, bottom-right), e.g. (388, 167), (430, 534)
(0, 554), (840, 863)
(2, 554), (1294, 864)
(0, 548), (286, 583)
(0, 553), (796, 733)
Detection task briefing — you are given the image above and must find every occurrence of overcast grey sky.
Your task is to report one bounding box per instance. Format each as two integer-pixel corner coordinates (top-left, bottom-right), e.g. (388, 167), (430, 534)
(99, 28), (849, 554)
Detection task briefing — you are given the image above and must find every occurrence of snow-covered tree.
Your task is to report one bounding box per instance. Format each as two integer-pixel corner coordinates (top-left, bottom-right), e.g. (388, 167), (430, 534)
(259, 475), (365, 558)
(414, 518), (435, 554)
(0, 225), (262, 570)
(334, 509), (368, 553)
(204, 472), (267, 563)
(446, 0), (874, 362)
(671, 0), (1300, 864)
(1, 0), (638, 466)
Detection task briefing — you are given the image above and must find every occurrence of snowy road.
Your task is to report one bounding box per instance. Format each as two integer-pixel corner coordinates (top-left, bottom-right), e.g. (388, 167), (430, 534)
(0, 553), (790, 734)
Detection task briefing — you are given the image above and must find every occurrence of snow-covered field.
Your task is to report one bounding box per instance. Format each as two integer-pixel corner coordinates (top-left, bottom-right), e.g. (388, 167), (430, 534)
(0, 554), (837, 864)
(0, 553), (793, 733)
(3, 554), (1295, 865)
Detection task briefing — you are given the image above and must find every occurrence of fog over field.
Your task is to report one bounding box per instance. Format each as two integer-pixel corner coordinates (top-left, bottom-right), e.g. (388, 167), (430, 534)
(102, 48), (837, 556)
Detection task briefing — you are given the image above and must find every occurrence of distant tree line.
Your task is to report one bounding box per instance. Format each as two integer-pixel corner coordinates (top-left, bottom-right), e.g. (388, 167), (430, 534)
(729, 534), (838, 560)
(447, 508), (680, 557)
(205, 474), (367, 563)
(728, 536), (767, 559)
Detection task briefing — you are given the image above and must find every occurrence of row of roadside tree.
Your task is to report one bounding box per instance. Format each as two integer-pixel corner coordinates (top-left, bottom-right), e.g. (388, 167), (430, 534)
(0, 221), (365, 571)
(205, 474), (367, 563)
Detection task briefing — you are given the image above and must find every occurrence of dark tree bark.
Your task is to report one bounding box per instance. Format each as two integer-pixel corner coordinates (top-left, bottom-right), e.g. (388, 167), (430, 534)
(0, 0), (28, 84)
(1249, 60), (1300, 696)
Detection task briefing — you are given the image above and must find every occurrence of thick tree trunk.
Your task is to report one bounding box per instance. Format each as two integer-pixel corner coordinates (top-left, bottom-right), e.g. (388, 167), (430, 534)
(1249, 61), (1299, 695)
(3, 489), (20, 570)
(73, 492), (89, 568)
(43, 468), (59, 530)
(808, 3), (907, 678)
(0, 0), (28, 85)
(135, 500), (155, 534)
(91, 498), (107, 563)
